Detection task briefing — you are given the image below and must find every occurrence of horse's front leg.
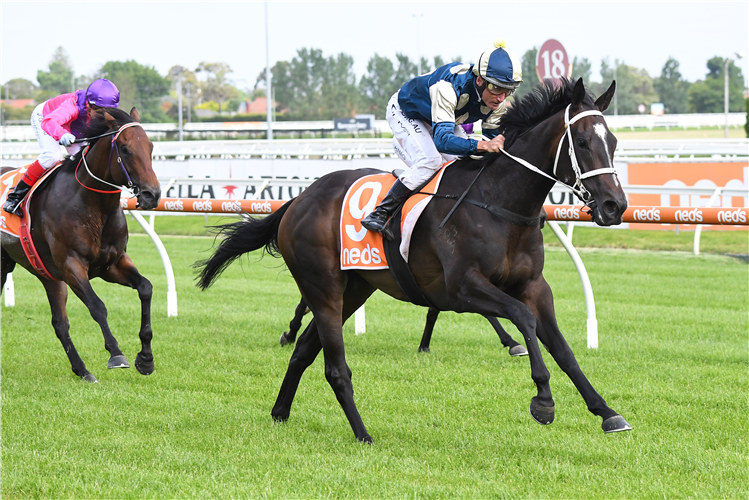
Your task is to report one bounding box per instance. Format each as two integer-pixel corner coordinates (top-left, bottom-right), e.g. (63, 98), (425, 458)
(446, 268), (555, 424)
(522, 277), (632, 433)
(100, 253), (154, 375)
(40, 279), (98, 382)
(61, 258), (130, 371)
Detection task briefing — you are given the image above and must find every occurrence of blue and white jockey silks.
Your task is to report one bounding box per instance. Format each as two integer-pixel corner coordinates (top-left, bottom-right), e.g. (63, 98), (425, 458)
(387, 62), (508, 190)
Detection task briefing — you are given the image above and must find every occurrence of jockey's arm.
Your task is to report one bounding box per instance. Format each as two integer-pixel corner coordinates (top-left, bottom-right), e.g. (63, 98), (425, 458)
(433, 122), (479, 155)
(40, 96), (79, 141)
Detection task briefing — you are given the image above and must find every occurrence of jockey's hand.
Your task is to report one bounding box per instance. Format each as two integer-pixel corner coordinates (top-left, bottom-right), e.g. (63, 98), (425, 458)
(59, 133), (76, 147)
(476, 134), (505, 153)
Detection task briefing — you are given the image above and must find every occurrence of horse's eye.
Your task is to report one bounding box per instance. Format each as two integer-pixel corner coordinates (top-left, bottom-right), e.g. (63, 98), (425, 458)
(121, 145), (131, 155)
(576, 138), (588, 149)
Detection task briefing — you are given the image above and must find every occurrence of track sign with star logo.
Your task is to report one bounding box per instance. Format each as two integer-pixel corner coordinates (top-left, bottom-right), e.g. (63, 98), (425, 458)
(536, 39), (572, 81)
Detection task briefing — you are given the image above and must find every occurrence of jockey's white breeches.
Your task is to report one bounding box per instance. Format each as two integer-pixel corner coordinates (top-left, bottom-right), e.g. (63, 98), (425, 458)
(386, 91), (467, 190)
(31, 103), (82, 169)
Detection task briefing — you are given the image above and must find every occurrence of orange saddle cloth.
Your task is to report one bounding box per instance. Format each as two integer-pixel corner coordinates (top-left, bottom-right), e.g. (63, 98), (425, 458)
(0, 167), (29, 237)
(339, 164), (449, 270)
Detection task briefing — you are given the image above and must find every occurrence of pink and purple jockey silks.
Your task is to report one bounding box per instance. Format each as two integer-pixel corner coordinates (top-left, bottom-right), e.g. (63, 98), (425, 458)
(40, 79), (119, 141)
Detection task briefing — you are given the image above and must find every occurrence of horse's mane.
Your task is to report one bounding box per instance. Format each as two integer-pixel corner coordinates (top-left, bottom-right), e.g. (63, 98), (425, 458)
(59, 107), (135, 171)
(500, 78), (595, 147)
(465, 78), (596, 169)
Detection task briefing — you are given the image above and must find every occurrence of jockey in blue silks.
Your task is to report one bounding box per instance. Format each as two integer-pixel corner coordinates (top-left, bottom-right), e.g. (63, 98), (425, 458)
(361, 39), (523, 235)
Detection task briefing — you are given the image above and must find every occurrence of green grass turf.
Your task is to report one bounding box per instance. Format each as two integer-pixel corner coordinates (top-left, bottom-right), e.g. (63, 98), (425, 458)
(1, 230), (747, 498)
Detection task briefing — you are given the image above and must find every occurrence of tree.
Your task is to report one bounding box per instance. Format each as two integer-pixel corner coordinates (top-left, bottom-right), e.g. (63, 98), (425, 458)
(688, 56), (745, 113)
(571, 57), (593, 85)
(597, 59), (658, 115)
(271, 48), (326, 119)
(653, 57), (690, 114)
(359, 54), (398, 118)
(37, 47), (74, 99)
(1, 78), (37, 99)
(320, 53), (359, 119)
(258, 48), (360, 120)
(99, 60), (171, 122)
(393, 53), (418, 88)
(196, 62), (238, 114)
(514, 47), (540, 101)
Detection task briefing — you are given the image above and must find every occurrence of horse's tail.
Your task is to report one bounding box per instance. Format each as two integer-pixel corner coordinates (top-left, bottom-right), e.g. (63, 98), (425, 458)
(195, 199), (294, 290)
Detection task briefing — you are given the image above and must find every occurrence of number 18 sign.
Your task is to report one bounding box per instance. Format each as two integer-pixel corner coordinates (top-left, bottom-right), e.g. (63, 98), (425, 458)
(536, 39), (572, 81)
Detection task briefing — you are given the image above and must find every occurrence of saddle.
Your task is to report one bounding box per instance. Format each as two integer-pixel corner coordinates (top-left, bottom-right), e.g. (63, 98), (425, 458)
(1, 165), (61, 280)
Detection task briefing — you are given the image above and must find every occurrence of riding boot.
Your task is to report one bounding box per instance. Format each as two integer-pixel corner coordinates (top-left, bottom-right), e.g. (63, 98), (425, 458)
(3, 179), (32, 217)
(360, 179), (413, 239)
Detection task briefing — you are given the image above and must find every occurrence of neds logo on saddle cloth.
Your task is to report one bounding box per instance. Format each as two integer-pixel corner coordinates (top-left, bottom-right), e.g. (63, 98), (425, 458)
(340, 166), (449, 270)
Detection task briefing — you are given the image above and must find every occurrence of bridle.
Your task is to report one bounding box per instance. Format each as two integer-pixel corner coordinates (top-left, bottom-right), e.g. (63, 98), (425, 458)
(499, 104), (618, 205)
(74, 122), (143, 196)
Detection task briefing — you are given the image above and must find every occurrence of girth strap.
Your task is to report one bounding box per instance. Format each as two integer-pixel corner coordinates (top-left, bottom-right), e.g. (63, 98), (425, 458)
(382, 208), (434, 308)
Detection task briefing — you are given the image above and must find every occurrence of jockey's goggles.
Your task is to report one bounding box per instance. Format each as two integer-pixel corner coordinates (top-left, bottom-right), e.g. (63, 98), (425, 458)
(486, 81), (517, 96)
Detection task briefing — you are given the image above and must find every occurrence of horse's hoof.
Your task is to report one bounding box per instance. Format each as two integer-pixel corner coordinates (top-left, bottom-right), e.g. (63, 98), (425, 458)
(418, 346), (430, 353)
(602, 415), (633, 433)
(509, 345), (529, 357)
(358, 435), (373, 444)
(272, 413), (289, 423)
(108, 355), (130, 369)
(279, 333), (293, 347)
(134, 353), (154, 375)
(529, 400), (555, 425)
(81, 373), (99, 383)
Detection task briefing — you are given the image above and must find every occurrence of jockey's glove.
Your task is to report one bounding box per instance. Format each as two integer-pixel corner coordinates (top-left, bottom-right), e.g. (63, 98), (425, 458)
(59, 133), (76, 147)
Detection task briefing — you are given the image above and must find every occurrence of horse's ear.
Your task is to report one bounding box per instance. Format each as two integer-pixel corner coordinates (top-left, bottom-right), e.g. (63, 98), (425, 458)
(594, 81), (616, 112)
(571, 78), (586, 108)
(103, 111), (118, 127)
(130, 107), (141, 123)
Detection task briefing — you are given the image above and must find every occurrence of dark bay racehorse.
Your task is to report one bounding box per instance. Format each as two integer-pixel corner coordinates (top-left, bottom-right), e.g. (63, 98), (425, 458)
(282, 297), (528, 356)
(1, 107), (161, 382)
(197, 78), (632, 442)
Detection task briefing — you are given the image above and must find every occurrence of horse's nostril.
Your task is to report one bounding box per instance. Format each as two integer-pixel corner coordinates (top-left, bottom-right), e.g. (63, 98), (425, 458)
(604, 201), (619, 216)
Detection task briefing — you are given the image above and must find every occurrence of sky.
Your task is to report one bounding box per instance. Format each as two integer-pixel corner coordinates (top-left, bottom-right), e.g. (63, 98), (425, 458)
(1, 0), (748, 92)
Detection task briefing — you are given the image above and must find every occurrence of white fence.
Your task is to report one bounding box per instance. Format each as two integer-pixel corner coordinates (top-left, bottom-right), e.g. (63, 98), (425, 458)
(3, 138), (748, 165)
(1, 112), (746, 141)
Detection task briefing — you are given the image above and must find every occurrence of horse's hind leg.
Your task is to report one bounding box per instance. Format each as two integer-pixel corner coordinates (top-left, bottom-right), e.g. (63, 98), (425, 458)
(272, 318), (323, 422)
(524, 277), (631, 433)
(101, 253), (154, 375)
(281, 297), (309, 346)
(41, 280), (97, 382)
(484, 316), (528, 357)
(319, 272), (375, 442)
(276, 272), (375, 442)
(417, 307), (440, 352)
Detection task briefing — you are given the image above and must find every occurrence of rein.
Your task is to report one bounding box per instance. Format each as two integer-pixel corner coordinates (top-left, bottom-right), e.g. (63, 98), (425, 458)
(74, 122), (143, 195)
(434, 104), (618, 227)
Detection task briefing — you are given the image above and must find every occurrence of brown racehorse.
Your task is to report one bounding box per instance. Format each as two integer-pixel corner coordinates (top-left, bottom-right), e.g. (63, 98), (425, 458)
(281, 297), (528, 356)
(1, 107), (161, 383)
(197, 78), (632, 443)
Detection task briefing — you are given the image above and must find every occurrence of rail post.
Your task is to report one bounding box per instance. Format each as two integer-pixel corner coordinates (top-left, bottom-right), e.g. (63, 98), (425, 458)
(693, 187), (723, 255)
(547, 221), (599, 348)
(4, 272), (14, 307)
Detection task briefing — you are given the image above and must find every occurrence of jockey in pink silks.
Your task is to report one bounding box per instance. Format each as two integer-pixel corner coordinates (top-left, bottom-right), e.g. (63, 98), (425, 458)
(3, 78), (120, 216)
